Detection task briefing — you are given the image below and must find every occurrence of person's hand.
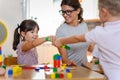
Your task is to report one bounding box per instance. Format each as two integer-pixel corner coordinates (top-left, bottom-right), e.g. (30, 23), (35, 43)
(62, 59), (77, 66)
(52, 38), (63, 48)
(67, 61), (77, 66)
(90, 56), (99, 63)
(48, 35), (56, 42)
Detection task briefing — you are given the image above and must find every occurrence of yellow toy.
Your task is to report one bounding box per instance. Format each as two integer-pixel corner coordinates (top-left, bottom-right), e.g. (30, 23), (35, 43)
(12, 65), (22, 76)
(0, 19), (8, 66)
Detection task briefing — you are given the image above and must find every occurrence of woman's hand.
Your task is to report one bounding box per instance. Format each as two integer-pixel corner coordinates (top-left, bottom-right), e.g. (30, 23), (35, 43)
(62, 59), (77, 66)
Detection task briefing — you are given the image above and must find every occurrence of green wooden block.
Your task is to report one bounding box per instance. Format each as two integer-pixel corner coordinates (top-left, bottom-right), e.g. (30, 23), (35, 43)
(53, 68), (57, 72)
(61, 45), (71, 50)
(94, 60), (99, 64)
(55, 73), (59, 78)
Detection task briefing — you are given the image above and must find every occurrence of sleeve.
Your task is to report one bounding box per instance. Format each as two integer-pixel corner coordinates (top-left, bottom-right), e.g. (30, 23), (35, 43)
(85, 26), (101, 44)
(56, 25), (64, 38)
(83, 22), (89, 32)
(17, 42), (25, 55)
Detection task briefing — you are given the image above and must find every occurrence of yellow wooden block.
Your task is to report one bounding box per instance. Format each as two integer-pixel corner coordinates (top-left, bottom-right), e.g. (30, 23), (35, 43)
(13, 65), (22, 76)
(0, 55), (2, 62)
(67, 73), (72, 79)
(51, 73), (55, 79)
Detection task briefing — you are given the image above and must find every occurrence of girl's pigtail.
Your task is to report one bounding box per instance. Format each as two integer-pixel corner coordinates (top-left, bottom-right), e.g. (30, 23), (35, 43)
(13, 24), (21, 50)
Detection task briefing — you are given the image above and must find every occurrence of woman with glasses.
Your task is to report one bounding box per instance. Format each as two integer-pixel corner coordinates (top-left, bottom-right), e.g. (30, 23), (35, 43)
(56, 0), (90, 66)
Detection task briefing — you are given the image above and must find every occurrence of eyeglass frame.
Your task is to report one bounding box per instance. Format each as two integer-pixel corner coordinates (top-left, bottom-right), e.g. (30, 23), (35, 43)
(59, 9), (76, 15)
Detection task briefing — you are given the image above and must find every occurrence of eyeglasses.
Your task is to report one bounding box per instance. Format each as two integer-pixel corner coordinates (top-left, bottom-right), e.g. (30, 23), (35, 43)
(59, 9), (76, 15)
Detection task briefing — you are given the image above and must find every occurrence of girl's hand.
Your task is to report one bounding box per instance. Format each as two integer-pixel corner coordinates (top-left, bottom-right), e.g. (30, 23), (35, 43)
(48, 35), (56, 42)
(47, 36), (62, 48)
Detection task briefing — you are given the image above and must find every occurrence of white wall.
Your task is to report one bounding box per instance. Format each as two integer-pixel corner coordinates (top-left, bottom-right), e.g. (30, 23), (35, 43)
(29, 0), (99, 37)
(82, 0), (99, 19)
(0, 0), (24, 56)
(29, 0), (64, 37)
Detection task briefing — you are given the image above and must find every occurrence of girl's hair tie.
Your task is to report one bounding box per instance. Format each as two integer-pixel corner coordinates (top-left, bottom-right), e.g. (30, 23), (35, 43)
(17, 24), (20, 28)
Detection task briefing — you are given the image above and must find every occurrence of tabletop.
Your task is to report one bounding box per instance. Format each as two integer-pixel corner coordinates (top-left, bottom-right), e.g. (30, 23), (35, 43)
(82, 62), (104, 74)
(0, 65), (106, 80)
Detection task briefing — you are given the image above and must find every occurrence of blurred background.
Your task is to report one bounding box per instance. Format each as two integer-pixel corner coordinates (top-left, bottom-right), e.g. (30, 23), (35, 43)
(0, 0), (99, 63)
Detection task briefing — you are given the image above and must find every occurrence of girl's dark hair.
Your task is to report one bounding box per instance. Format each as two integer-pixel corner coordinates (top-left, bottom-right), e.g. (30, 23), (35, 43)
(61, 0), (83, 23)
(13, 19), (39, 50)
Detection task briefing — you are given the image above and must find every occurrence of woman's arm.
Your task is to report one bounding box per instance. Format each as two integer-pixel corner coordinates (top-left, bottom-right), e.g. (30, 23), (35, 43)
(58, 48), (76, 66)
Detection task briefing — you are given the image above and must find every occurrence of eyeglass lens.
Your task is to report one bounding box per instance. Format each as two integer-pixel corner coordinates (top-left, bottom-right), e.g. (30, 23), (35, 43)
(59, 10), (75, 15)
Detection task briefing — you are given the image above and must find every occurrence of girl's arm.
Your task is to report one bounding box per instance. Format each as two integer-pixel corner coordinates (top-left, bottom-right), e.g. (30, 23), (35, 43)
(22, 36), (55, 52)
(22, 37), (47, 52)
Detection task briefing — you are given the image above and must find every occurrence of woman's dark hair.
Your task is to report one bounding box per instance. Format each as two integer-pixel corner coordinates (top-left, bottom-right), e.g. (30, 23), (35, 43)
(13, 19), (39, 50)
(61, 0), (83, 23)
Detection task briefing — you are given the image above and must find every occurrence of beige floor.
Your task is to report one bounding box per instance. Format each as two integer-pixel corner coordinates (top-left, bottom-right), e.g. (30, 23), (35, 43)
(37, 43), (92, 64)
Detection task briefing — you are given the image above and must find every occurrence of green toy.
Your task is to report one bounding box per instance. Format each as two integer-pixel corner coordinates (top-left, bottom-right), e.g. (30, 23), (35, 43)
(45, 37), (71, 50)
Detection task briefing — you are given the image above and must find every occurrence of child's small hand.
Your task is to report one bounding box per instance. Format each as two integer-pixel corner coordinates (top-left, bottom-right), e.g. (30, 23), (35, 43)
(90, 56), (99, 63)
(48, 35), (56, 42)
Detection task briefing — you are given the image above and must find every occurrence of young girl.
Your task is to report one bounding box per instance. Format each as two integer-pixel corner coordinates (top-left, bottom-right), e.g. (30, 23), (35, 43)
(53, 0), (120, 80)
(13, 19), (53, 65)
